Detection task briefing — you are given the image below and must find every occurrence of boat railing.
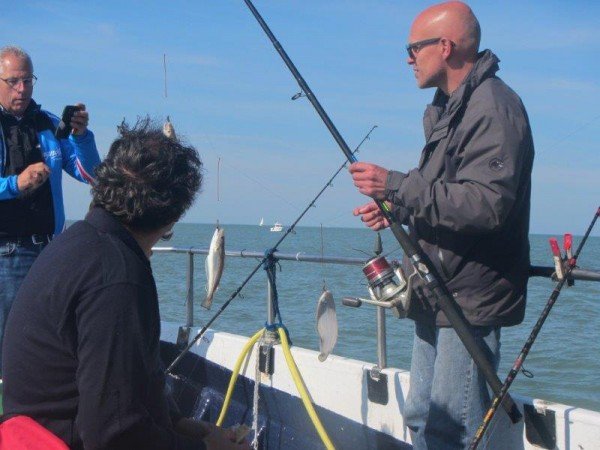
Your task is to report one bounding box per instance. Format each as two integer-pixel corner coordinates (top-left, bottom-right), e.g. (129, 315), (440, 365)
(150, 247), (397, 364)
(151, 245), (600, 371)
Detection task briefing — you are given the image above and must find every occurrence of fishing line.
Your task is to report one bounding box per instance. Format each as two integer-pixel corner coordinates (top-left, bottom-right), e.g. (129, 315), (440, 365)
(381, 245), (402, 260)
(548, 112), (600, 147)
(163, 53), (168, 99)
(219, 157), (300, 211)
(350, 247), (371, 257)
(320, 223), (326, 290)
(217, 157), (221, 202)
(349, 243), (402, 260)
(242, 0), (522, 423)
(165, 125), (378, 375)
(201, 132), (302, 212)
(310, 127), (377, 228)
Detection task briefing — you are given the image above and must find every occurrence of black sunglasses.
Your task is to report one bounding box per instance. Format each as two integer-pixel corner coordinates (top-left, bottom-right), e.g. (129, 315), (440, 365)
(405, 37), (442, 58)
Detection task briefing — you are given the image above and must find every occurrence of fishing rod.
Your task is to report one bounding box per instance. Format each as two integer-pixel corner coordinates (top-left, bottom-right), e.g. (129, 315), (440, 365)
(470, 206), (600, 449)
(165, 125), (378, 374)
(243, 0), (522, 423)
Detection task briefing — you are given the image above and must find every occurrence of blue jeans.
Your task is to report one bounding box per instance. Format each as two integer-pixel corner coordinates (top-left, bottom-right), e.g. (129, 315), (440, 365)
(0, 238), (47, 375)
(404, 322), (501, 450)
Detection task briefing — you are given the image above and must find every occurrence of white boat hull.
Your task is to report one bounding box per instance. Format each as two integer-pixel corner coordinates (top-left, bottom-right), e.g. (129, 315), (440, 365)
(161, 322), (600, 449)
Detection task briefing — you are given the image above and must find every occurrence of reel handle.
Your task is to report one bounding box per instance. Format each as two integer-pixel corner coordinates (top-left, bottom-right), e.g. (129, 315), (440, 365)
(342, 297), (362, 308)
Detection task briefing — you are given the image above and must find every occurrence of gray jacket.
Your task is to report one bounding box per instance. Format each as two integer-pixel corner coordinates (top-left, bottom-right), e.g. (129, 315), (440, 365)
(385, 50), (534, 327)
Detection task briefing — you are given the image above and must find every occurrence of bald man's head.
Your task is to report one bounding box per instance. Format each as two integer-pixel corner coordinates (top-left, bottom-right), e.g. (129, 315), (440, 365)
(407, 2), (481, 93)
(411, 2), (480, 58)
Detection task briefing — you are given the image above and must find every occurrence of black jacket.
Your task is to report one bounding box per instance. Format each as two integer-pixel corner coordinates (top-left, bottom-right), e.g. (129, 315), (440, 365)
(2, 207), (201, 450)
(385, 50), (534, 327)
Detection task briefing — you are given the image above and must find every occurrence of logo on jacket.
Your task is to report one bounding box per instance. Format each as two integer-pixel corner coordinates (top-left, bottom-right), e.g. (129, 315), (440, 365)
(488, 158), (504, 172)
(43, 149), (62, 160)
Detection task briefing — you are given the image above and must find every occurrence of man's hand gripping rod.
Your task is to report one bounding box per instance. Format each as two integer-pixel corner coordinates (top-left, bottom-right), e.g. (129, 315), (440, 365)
(243, 0), (521, 423)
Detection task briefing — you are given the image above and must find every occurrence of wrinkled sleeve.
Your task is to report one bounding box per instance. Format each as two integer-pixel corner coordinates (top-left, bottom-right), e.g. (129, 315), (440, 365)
(75, 282), (203, 450)
(387, 106), (532, 234)
(385, 170), (410, 225)
(60, 130), (100, 184)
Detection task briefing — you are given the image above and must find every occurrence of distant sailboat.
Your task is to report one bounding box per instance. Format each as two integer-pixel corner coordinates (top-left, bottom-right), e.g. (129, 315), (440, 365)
(270, 222), (283, 232)
(259, 218), (264, 227)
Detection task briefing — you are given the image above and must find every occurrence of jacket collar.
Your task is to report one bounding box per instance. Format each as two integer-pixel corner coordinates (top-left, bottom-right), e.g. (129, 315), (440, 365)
(84, 206), (151, 267)
(0, 100), (42, 175)
(423, 49), (500, 142)
(0, 99), (41, 122)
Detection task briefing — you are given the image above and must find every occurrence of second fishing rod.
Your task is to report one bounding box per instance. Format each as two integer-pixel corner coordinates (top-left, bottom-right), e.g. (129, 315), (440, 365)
(165, 125), (378, 375)
(469, 206), (600, 449)
(243, 0), (521, 423)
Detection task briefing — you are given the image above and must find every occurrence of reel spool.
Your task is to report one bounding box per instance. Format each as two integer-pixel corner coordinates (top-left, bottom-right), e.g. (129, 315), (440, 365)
(362, 256), (412, 318)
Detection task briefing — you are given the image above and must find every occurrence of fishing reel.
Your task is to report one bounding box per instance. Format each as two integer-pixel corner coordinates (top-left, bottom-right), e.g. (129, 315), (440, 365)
(343, 235), (416, 318)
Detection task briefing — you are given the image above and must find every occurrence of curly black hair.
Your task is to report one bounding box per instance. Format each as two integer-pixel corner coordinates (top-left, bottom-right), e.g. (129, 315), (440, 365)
(92, 117), (202, 231)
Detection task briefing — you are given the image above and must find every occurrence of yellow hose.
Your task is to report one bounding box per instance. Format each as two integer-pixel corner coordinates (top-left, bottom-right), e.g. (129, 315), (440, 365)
(216, 328), (264, 426)
(216, 326), (335, 449)
(277, 327), (335, 450)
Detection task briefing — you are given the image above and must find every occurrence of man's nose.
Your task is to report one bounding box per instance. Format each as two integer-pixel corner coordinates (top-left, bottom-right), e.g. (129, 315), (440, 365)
(14, 80), (27, 92)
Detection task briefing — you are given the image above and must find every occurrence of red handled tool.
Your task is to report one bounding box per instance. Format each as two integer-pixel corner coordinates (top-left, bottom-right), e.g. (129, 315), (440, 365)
(470, 207), (600, 449)
(563, 233), (574, 286)
(549, 237), (564, 280)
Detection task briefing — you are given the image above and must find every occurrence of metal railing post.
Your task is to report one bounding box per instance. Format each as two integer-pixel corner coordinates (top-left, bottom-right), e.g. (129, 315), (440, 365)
(376, 306), (387, 369)
(185, 250), (194, 328)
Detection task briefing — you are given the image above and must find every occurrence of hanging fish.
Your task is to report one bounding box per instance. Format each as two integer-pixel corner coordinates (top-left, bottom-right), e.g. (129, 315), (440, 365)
(315, 290), (338, 362)
(163, 115), (177, 140)
(202, 226), (225, 309)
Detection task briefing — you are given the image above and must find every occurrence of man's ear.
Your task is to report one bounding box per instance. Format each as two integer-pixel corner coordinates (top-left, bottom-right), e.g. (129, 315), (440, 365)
(440, 38), (455, 60)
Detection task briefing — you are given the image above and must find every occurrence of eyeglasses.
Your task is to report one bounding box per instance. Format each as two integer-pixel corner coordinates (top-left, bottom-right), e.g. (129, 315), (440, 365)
(0, 75), (37, 89)
(406, 38), (442, 58)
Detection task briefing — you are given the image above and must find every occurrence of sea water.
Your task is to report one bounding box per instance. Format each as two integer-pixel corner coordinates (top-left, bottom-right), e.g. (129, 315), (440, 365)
(152, 223), (600, 412)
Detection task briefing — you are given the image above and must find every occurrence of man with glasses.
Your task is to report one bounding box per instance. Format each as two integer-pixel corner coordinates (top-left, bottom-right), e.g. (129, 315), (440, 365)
(350, 2), (534, 449)
(0, 46), (100, 375)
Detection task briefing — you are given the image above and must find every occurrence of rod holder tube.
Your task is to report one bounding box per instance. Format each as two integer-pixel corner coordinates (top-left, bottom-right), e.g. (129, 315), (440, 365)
(267, 268), (276, 327)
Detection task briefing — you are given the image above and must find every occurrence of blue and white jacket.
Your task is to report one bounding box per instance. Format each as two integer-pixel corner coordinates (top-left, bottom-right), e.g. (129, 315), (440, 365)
(0, 103), (101, 235)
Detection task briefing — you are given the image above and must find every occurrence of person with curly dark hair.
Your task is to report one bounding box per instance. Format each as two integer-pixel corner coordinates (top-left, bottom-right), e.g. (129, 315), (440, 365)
(2, 119), (248, 450)
(92, 118), (202, 233)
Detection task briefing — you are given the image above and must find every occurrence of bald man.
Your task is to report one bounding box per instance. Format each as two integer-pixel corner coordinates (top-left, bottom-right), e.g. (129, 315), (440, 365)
(350, 2), (533, 449)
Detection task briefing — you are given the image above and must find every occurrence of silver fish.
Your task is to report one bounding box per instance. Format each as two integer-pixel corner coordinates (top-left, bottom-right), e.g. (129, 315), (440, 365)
(163, 116), (177, 140)
(202, 227), (225, 309)
(316, 290), (338, 362)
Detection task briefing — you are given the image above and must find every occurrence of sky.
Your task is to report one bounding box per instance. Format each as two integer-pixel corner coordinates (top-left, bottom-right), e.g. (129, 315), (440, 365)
(2, 1), (598, 235)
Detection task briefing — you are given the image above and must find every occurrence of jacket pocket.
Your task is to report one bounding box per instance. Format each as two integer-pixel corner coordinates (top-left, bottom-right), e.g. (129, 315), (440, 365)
(435, 229), (480, 282)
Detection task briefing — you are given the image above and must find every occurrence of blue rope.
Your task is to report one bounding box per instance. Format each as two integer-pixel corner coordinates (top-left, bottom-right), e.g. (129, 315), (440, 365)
(263, 248), (292, 346)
